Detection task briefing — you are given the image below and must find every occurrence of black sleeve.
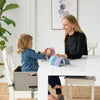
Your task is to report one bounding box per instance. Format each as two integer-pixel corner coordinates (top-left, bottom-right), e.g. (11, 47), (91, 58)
(66, 34), (87, 59)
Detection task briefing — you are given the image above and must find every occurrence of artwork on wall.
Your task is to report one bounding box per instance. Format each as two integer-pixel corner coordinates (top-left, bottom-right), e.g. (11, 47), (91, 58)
(51, 0), (78, 30)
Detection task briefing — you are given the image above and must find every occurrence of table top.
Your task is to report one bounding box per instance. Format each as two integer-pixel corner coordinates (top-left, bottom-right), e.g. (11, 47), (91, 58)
(38, 55), (100, 76)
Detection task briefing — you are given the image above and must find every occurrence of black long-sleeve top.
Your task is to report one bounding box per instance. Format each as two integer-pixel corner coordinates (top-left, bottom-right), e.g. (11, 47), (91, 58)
(65, 32), (88, 59)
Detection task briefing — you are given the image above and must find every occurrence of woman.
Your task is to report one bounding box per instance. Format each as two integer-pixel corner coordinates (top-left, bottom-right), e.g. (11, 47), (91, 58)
(56, 15), (88, 58)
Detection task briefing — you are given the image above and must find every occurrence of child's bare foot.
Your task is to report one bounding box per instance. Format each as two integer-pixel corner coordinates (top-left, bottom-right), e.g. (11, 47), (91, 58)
(28, 73), (37, 76)
(52, 85), (62, 90)
(48, 94), (58, 100)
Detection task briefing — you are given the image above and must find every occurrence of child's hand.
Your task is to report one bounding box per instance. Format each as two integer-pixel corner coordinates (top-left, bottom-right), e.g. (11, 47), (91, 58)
(47, 49), (53, 55)
(40, 48), (48, 54)
(46, 49), (53, 57)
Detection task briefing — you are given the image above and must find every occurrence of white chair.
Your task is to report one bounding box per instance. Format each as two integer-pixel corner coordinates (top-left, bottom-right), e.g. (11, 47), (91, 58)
(64, 41), (97, 100)
(2, 46), (38, 100)
(64, 76), (96, 100)
(87, 41), (98, 55)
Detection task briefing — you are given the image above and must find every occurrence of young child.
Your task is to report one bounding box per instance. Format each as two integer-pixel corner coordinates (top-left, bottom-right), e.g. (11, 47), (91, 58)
(17, 33), (63, 100)
(17, 33), (52, 71)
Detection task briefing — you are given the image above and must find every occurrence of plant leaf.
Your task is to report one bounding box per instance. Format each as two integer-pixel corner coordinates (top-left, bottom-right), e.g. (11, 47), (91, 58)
(0, 26), (6, 36)
(3, 4), (19, 11)
(2, 16), (16, 27)
(0, 45), (6, 51)
(6, 30), (11, 35)
(0, 26), (11, 36)
(0, 0), (6, 10)
(1, 35), (8, 41)
(0, 40), (5, 46)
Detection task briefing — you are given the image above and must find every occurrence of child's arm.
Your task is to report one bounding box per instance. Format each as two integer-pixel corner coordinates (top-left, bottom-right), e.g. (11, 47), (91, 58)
(28, 48), (53, 59)
(29, 49), (46, 59)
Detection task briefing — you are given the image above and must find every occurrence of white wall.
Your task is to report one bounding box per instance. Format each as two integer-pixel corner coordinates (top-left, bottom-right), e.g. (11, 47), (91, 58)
(35, 0), (100, 86)
(78, 0), (100, 54)
(36, 0), (65, 53)
(0, 0), (26, 64)
(1, 0), (100, 85)
(36, 0), (100, 54)
(0, 0), (36, 66)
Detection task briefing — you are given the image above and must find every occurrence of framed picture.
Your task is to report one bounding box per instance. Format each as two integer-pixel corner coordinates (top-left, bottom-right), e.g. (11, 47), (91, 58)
(51, 0), (78, 30)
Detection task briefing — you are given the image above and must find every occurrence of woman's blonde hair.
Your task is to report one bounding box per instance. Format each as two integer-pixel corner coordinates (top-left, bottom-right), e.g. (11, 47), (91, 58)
(63, 15), (84, 43)
(17, 33), (33, 54)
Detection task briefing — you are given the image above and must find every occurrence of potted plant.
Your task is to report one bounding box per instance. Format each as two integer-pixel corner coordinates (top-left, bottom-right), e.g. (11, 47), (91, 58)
(0, 0), (19, 78)
(0, 0), (19, 50)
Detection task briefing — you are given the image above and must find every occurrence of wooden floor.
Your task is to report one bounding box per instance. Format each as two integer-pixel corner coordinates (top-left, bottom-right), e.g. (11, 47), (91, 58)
(0, 83), (100, 100)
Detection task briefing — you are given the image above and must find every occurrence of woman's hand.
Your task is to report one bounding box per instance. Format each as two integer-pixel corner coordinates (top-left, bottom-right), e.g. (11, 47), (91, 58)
(54, 54), (68, 58)
(54, 54), (61, 57)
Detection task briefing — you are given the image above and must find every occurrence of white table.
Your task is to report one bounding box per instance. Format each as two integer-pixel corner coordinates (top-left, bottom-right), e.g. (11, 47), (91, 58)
(38, 55), (100, 100)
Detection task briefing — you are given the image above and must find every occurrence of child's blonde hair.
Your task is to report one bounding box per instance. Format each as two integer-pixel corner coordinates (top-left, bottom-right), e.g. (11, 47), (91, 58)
(17, 33), (33, 54)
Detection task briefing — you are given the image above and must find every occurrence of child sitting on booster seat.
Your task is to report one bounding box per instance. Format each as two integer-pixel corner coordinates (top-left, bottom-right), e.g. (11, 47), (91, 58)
(17, 33), (63, 100)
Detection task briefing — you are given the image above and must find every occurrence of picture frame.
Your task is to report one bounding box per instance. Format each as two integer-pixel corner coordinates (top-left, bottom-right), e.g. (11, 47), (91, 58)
(51, 0), (78, 30)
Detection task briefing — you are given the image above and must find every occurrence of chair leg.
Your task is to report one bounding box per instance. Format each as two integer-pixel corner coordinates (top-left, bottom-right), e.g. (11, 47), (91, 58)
(70, 84), (72, 99)
(9, 87), (15, 100)
(91, 83), (94, 100)
(93, 49), (95, 56)
(65, 79), (68, 100)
